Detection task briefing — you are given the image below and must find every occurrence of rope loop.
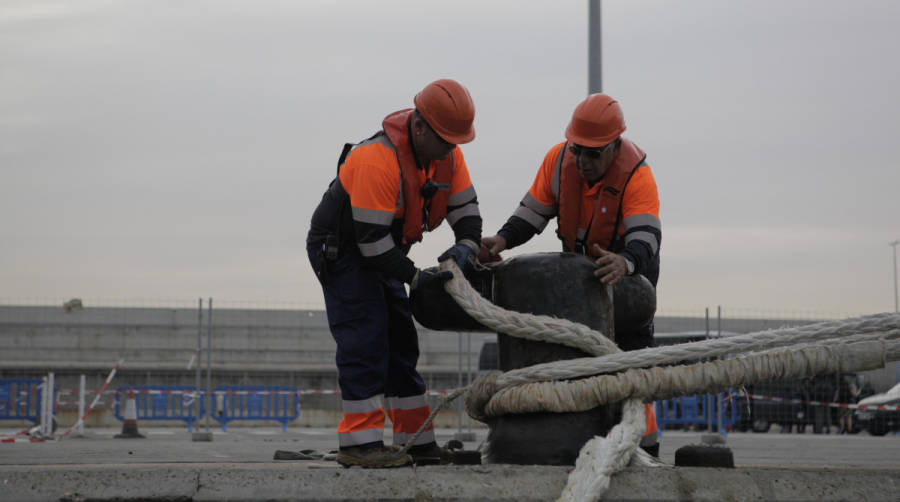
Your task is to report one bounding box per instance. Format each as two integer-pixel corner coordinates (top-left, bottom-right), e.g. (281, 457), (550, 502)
(465, 370), (502, 422)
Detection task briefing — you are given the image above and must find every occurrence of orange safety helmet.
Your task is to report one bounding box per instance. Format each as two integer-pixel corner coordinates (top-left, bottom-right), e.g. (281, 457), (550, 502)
(413, 79), (476, 145)
(565, 93), (626, 147)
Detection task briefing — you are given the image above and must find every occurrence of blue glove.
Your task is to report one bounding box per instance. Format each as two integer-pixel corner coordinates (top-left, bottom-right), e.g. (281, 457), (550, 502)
(411, 269), (453, 291)
(438, 239), (478, 274)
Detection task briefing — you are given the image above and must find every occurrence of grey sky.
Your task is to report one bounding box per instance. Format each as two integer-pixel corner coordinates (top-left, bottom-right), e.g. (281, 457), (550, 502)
(1, 0), (899, 315)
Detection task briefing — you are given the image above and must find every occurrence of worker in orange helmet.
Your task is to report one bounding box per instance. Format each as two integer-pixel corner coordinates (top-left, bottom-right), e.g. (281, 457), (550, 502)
(482, 93), (661, 455)
(307, 79), (481, 468)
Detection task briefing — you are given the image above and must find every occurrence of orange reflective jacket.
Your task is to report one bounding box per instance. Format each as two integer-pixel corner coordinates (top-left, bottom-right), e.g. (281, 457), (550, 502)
(557, 138), (646, 256)
(509, 139), (659, 283)
(381, 109), (453, 245)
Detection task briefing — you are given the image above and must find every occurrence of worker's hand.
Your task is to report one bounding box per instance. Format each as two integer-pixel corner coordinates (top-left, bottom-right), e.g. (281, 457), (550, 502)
(410, 269), (453, 291)
(481, 235), (507, 257)
(592, 244), (627, 285)
(437, 239), (478, 274)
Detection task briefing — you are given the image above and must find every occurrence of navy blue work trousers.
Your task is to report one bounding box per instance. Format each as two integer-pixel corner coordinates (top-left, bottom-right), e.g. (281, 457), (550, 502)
(307, 248), (426, 401)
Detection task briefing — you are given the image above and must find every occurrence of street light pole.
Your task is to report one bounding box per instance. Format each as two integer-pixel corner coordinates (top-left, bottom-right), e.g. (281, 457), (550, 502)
(891, 240), (899, 313)
(588, 0), (602, 94)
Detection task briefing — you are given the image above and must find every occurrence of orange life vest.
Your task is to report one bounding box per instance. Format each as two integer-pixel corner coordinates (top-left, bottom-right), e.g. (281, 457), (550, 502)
(557, 138), (646, 256)
(381, 109), (453, 245)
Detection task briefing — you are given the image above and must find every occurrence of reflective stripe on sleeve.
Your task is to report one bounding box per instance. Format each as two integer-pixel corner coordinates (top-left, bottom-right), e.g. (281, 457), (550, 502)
(448, 185), (476, 206)
(446, 203), (480, 226)
(623, 213), (661, 231)
(625, 230), (659, 254)
(352, 206), (395, 226)
(358, 234), (395, 257)
(521, 192), (557, 217)
(512, 205), (550, 232)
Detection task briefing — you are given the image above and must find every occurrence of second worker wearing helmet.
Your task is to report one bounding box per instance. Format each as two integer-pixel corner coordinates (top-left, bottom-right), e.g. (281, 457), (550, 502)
(481, 93), (662, 455)
(482, 93), (661, 294)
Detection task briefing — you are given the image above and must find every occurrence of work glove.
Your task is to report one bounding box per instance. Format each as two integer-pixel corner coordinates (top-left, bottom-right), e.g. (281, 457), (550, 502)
(437, 239), (478, 275)
(410, 269), (453, 291)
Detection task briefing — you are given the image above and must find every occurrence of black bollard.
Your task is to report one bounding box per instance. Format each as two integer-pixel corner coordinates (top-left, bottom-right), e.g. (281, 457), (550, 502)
(410, 252), (656, 465)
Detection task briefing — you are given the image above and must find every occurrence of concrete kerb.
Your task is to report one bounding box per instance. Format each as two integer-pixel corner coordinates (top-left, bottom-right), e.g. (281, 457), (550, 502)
(2, 464), (899, 502)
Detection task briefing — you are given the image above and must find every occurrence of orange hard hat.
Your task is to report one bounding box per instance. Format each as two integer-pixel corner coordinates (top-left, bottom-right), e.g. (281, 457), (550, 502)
(565, 93), (626, 147)
(413, 79), (476, 144)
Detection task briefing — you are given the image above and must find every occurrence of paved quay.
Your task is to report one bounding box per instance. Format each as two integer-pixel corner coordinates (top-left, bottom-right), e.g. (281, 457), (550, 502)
(2, 427), (899, 501)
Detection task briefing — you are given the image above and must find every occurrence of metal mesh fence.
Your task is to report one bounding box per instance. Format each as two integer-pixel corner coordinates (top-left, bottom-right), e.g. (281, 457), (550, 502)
(1, 299), (895, 432)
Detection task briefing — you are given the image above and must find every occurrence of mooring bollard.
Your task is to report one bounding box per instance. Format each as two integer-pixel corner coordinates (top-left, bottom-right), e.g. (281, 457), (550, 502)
(411, 251), (656, 465)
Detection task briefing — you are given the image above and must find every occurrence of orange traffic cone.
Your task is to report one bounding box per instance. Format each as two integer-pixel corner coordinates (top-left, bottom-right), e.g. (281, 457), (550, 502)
(115, 389), (145, 439)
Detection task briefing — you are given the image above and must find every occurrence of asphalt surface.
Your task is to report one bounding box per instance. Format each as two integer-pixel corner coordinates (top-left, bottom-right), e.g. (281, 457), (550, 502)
(4, 426), (899, 468)
(2, 426), (899, 501)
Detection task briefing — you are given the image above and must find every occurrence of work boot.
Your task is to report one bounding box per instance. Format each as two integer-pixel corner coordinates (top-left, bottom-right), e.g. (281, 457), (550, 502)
(641, 442), (660, 458)
(408, 442), (453, 465)
(336, 445), (412, 468)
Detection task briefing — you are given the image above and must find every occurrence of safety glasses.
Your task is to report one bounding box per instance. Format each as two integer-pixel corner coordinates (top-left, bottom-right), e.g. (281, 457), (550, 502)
(568, 141), (616, 159)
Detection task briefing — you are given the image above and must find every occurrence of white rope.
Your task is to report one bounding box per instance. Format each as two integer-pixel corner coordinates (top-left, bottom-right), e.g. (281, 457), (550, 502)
(558, 399), (645, 502)
(442, 261), (619, 357)
(484, 339), (894, 416)
(440, 261), (646, 502)
(432, 260), (899, 502)
(498, 323), (900, 389)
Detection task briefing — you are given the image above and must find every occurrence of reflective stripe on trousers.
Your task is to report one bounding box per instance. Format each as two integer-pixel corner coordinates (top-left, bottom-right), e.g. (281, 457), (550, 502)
(308, 248), (433, 449)
(386, 394), (435, 447)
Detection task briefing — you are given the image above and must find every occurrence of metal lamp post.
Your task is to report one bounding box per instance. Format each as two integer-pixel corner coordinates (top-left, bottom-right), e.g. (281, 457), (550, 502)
(588, 0), (602, 94)
(891, 240), (899, 313)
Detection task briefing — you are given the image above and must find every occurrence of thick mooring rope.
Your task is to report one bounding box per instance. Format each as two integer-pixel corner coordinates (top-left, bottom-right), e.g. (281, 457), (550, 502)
(484, 339), (896, 416)
(498, 319), (900, 389)
(421, 261), (900, 502)
(439, 260), (648, 502)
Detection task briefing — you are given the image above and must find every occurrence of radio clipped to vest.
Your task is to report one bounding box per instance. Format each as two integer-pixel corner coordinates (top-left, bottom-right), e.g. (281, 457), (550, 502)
(315, 141), (357, 284)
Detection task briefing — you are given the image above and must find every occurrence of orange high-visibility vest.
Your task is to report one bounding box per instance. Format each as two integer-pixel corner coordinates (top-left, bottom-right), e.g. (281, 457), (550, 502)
(381, 109), (453, 245)
(557, 138), (646, 255)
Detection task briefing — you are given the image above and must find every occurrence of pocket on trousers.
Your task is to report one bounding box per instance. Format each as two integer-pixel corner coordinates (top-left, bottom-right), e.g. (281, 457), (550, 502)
(323, 255), (383, 326)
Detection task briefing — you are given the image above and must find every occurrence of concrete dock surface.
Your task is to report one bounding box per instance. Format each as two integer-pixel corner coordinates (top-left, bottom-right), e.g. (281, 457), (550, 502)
(2, 427), (899, 501)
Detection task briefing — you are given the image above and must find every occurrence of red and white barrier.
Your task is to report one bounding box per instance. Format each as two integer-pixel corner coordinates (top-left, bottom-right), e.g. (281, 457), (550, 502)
(56, 359), (122, 440)
(740, 393), (900, 411)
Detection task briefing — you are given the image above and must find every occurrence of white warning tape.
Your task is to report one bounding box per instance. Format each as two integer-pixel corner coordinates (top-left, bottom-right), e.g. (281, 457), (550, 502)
(295, 389), (450, 397)
(0, 428), (34, 442)
(12, 388), (455, 406)
(742, 393), (900, 411)
(0, 435), (45, 444)
(4, 384), (455, 441)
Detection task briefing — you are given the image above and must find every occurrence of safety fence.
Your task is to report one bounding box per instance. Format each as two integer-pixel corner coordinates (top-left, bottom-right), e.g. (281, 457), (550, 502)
(0, 379), (56, 423)
(653, 388), (900, 436)
(213, 386), (298, 432)
(1, 382), (454, 426)
(654, 392), (739, 435)
(5, 378), (896, 437)
(113, 386), (204, 430)
(112, 386), (300, 432)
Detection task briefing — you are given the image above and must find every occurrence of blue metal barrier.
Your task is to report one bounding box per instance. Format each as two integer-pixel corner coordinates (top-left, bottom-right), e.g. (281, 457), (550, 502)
(0, 378), (53, 423)
(654, 391), (739, 435)
(114, 386), (203, 430)
(212, 386), (300, 432)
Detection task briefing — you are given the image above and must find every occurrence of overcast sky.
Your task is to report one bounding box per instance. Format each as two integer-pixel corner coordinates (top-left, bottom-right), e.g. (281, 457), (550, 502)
(2, 0), (899, 316)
